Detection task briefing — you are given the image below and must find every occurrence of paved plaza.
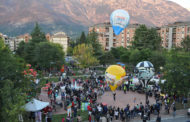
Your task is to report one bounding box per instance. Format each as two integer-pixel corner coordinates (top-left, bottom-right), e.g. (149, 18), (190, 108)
(97, 90), (156, 108)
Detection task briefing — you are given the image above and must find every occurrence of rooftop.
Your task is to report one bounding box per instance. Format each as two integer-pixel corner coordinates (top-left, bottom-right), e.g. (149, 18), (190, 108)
(52, 32), (68, 38)
(163, 21), (190, 27)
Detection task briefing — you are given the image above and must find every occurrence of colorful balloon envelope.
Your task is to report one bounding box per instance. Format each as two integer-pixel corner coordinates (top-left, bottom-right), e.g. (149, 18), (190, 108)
(136, 61), (155, 80)
(110, 9), (130, 35)
(105, 65), (126, 91)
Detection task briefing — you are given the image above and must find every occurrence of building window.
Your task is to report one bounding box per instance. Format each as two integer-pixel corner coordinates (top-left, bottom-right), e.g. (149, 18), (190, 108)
(188, 27), (190, 33)
(182, 34), (184, 38)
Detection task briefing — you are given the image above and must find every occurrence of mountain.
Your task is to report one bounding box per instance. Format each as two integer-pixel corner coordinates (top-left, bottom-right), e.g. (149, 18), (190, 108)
(0, 0), (190, 37)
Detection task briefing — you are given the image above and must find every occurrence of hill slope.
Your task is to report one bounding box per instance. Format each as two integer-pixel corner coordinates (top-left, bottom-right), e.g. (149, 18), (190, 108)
(0, 0), (190, 37)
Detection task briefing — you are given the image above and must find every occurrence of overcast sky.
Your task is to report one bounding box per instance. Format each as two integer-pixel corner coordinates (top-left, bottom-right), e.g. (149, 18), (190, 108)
(168, 0), (190, 10)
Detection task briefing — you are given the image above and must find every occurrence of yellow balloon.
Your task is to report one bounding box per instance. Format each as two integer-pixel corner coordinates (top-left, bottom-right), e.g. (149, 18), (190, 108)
(105, 65), (126, 91)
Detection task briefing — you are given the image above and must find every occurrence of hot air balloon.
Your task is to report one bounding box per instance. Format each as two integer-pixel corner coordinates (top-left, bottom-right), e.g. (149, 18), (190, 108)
(105, 65), (127, 91)
(110, 9), (130, 35)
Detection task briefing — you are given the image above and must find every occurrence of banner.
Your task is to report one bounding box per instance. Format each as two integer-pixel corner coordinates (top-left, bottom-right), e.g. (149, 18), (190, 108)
(81, 102), (90, 111)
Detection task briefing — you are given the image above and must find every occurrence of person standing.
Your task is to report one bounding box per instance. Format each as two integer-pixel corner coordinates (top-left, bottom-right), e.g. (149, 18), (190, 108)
(113, 92), (116, 101)
(173, 105), (176, 117)
(156, 115), (161, 122)
(114, 109), (119, 120)
(123, 85), (127, 94)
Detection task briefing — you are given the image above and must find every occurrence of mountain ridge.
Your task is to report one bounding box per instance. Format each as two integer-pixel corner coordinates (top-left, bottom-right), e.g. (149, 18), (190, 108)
(0, 0), (190, 37)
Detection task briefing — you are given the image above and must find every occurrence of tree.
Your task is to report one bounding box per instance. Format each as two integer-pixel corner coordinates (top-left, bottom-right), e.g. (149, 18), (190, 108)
(79, 32), (86, 44)
(149, 51), (166, 72)
(30, 23), (47, 43)
(99, 51), (115, 65)
(67, 46), (73, 56)
(181, 35), (190, 52)
(132, 25), (161, 50)
(87, 30), (104, 59)
(0, 38), (29, 121)
(16, 23), (65, 72)
(110, 47), (127, 60)
(129, 48), (152, 66)
(73, 44), (99, 68)
(162, 50), (190, 96)
(33, 42), (65, 71)
(16, 41), (25, 57)
(121, 50), (131, 63)
(22, 42), (36, 65)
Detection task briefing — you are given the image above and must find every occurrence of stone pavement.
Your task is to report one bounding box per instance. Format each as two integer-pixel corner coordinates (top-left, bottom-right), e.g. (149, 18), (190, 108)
(38, 81), (189, 121)
(97, 90), (156, 108)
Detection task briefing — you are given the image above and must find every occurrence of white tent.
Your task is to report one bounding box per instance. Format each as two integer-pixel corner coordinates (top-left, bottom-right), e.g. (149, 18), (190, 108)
(24, 99), (49, 112)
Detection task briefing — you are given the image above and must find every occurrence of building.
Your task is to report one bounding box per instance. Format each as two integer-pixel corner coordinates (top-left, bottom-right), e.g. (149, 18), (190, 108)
(0, 33), (15, 51)
(160, 21), (190, 49)
(0, 33), (31, 51)
(49, 32), (69, 54)
(89, 22), (140, 50)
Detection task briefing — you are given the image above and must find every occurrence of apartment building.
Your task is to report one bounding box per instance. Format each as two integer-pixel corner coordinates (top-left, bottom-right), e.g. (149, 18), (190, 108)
(160, 22), (190, 49)
(89, 22), (140, 50)
(49, 32), (69, 54)
(0, 34), (14, 51)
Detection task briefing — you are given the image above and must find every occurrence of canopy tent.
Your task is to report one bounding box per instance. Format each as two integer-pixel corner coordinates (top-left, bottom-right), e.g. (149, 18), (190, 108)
(24, 99), (49, 112)
(116, 62), (125, 67)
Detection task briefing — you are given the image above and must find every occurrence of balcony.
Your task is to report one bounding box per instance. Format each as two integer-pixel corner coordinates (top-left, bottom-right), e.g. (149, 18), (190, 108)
(172, 28), (176, 33)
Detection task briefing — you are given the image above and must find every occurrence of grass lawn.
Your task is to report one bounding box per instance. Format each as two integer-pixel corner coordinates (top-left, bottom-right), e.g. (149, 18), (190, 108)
(52, 111), (88, 122)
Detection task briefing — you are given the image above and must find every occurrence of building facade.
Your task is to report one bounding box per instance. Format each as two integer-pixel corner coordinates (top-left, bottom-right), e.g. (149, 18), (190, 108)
(89, 23), (140, 50)
(90, 22), (190, 50)
(49, 32), (69, 54)
(160, 22), (190, 49)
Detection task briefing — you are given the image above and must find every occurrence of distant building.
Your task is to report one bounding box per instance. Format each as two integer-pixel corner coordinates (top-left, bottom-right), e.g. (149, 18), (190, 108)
(89, 22), (140, 50)
(46, 33), (51, 41)
(49, 32), (69, 54)
(0, 33), (31, 51)
(160, 21), (190, 49)
(15, 34), (31, 50)
(16, 33), (31, 43)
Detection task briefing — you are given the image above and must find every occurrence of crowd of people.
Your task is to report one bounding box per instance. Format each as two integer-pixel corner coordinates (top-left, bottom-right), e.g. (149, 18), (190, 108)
(33, 69), (184, 122)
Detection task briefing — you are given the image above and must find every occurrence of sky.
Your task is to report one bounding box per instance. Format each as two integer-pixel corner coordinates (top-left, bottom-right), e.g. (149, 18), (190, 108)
(168, 0), (190, 10)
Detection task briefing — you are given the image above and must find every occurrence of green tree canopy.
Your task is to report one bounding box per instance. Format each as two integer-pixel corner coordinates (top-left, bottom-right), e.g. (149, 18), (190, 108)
(73, 43), (99, 68)
(87, 30), (104, 59)
(30, 23), (47, 43)
(0, 38), (29, 121)
(16, 23), (65, 71)
(132, 25), (161, 50)
(99, 51), (115, 65)
(149, 51), (166, 72)
(110, 47), (127, 60)
(129, 48), (152, 66)
(162, 50), (190, 96)
(33, 42), (65, 70)
(79, 32), (86, 44)
(181, 35), (190, 52)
